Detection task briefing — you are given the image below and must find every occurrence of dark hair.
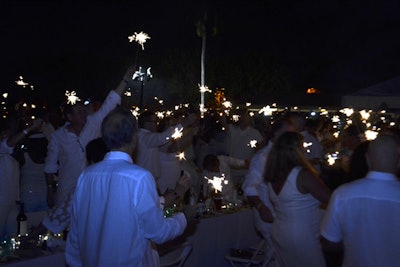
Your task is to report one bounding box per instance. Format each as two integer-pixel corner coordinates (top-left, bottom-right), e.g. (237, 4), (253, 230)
(101, 107), (137, 150)
(138, 110), (155, 128)
(264, 131), (317, 184)
(202, 154), (218, 170)
(85, 137), (109, 164)
(270, 117), (293, 140)
(61, 102), (84, 121)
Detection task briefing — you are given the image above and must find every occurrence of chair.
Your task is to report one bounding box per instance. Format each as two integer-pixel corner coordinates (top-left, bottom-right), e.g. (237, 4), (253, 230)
(225, 238), (276, 267)
(159, 242), (192, 267)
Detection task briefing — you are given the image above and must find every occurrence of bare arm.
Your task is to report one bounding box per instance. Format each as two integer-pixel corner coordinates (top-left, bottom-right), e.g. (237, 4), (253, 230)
(247, 195), (274, 223)
(6, 118), (43, 148)
(297, 168), (332, 204)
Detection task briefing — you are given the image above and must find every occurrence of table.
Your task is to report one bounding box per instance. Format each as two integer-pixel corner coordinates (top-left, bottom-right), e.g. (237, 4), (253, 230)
(2, 208), (259, 267)
(159, 207), (260, 267)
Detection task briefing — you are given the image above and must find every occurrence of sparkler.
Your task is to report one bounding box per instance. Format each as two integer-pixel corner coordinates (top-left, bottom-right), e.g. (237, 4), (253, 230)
(204, 174), (228, 193)
(65, 91), (81, 105)
(170, 127), (183, 140)
(199, 84), (211, 118)
(364, 130), (379, 141)
(222, 101), (232, 109)
(303, 142), (313, 153)
(128, 31), (150, 50)
(248, 140), (258, 148)
(259, 105), (277, 116)
(15, 76), (29, 87)
(2, 93), (8, 98)
(176, 152), (186, 161)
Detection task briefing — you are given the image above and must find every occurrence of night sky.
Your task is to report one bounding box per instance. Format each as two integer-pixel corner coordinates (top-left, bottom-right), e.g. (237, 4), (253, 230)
(2, 0), (400, 106)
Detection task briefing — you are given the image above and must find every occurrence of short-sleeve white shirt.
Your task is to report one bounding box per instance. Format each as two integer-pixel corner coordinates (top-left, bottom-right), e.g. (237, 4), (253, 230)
(321, 171), (400, 267)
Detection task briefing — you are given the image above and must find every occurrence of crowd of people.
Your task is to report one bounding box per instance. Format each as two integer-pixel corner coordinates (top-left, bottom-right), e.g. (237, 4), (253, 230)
(1, 65), (400, 266)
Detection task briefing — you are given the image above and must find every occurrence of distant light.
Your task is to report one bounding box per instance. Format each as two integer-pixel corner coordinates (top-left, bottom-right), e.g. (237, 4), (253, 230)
(306, 87), (320, 94)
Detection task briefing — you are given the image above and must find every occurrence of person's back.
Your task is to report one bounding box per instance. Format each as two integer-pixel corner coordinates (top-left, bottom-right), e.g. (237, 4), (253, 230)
(66, 108), (187, 267)
(321, 134), (400, 267)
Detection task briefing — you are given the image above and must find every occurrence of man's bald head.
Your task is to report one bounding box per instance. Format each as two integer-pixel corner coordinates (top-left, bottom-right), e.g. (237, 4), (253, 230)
(367, 134), (400, 173)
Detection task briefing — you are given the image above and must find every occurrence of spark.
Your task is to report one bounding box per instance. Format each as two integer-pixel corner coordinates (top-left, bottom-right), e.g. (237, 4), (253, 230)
(259, 105), (277, 116)
(128, 31), (150, 50)
(15, 76), (29, 87)
(303, 142), (312, 153)
(65, 90), (81, 105)
(205, 174), (228, 193)
(171, 127), (183, 140)
(176, 152), (186, 161)
(365, 130), (379, 141)
(222, 101), (232, 109)
(246, 102), (251, 107)
(199, 85), (211, 93)
(232, 114), (240, 122)
(326, 152), (339, 166)
(156, 111), (164, 119)
(2, 93), (7, 98)
(248, 140), (258, 148)
(130, 107), (140, 118)
(359, 110), (370, 120)
(340, 108), (354, 117)
(124, 91), (132, 97)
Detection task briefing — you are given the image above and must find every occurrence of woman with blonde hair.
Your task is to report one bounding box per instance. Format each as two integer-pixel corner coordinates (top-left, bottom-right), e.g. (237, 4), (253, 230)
(264, 131), (331, 267)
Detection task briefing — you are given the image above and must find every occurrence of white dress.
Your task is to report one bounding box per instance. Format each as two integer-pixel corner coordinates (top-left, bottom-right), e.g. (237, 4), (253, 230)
(268, 166), (326, 267)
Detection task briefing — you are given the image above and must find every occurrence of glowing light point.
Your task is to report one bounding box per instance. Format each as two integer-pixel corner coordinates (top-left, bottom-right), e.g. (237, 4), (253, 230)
(171, 127), (184, 140)
(65, 90), (81, 105)
(128, 31), (151, 50)
(205, 174), (227, 193)
(248, 140), (258, 148)
(176, 152), (186, 161)
(259, 105), (277, 116)
(2, 93), (8, 98)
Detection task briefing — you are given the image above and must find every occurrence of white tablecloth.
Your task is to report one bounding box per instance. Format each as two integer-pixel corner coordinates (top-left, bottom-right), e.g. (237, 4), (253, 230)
(2, 208), (259, 267)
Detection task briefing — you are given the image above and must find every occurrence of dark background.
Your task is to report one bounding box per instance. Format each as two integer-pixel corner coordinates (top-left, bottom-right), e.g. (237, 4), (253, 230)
(1, 0), (400, 108)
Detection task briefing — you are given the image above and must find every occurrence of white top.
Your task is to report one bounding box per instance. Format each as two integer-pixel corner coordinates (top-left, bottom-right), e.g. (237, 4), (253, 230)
(321, 171), (400, 267)
(242, 141), (274, 211)
(136, 125), (182, 179)
(65, 151), (187, 267)
(44, 90), (121, 204)
(226, 125), (263, 160)
(268, 167), (326, 267)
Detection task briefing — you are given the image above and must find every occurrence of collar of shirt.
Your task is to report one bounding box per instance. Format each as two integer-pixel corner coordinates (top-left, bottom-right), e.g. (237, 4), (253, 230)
(366, 171), (398, 181)
(104, 151), (133, 164)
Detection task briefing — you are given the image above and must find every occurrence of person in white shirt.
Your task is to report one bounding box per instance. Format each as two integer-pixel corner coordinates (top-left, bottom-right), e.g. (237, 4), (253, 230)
(290, 113), (323, 172)
(321, 134), (400, 267)
(135, 110), (196, 182)
(44, 67), (134, 207)
(202, 154), (249, 202)
(242, 118), (294, 240)
(66, 107), (187, 267)
(223, 111), (264, 186)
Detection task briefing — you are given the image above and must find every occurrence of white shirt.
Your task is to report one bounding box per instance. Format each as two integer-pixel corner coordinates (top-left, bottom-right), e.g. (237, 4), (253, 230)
(226, 125), (263, 160)
(136, 125), (181, 179)
(44, 90), (121, 204)
(65, 151), (186, 267)
(242, 141), (274, 211)
(321, 171), (400, 267)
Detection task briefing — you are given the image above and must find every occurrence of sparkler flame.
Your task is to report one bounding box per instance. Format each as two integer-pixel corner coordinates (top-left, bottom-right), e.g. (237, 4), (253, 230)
(171, 127), (183, 140)
(205, 174), (228, 193)
(176, 152), (186, 161)
(128, 31), (150, 50)
(259, 105), (277, 116)
(248, 140), (257, 148)
(65, 90), (81, 105)
(15, 76), (29, 87)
